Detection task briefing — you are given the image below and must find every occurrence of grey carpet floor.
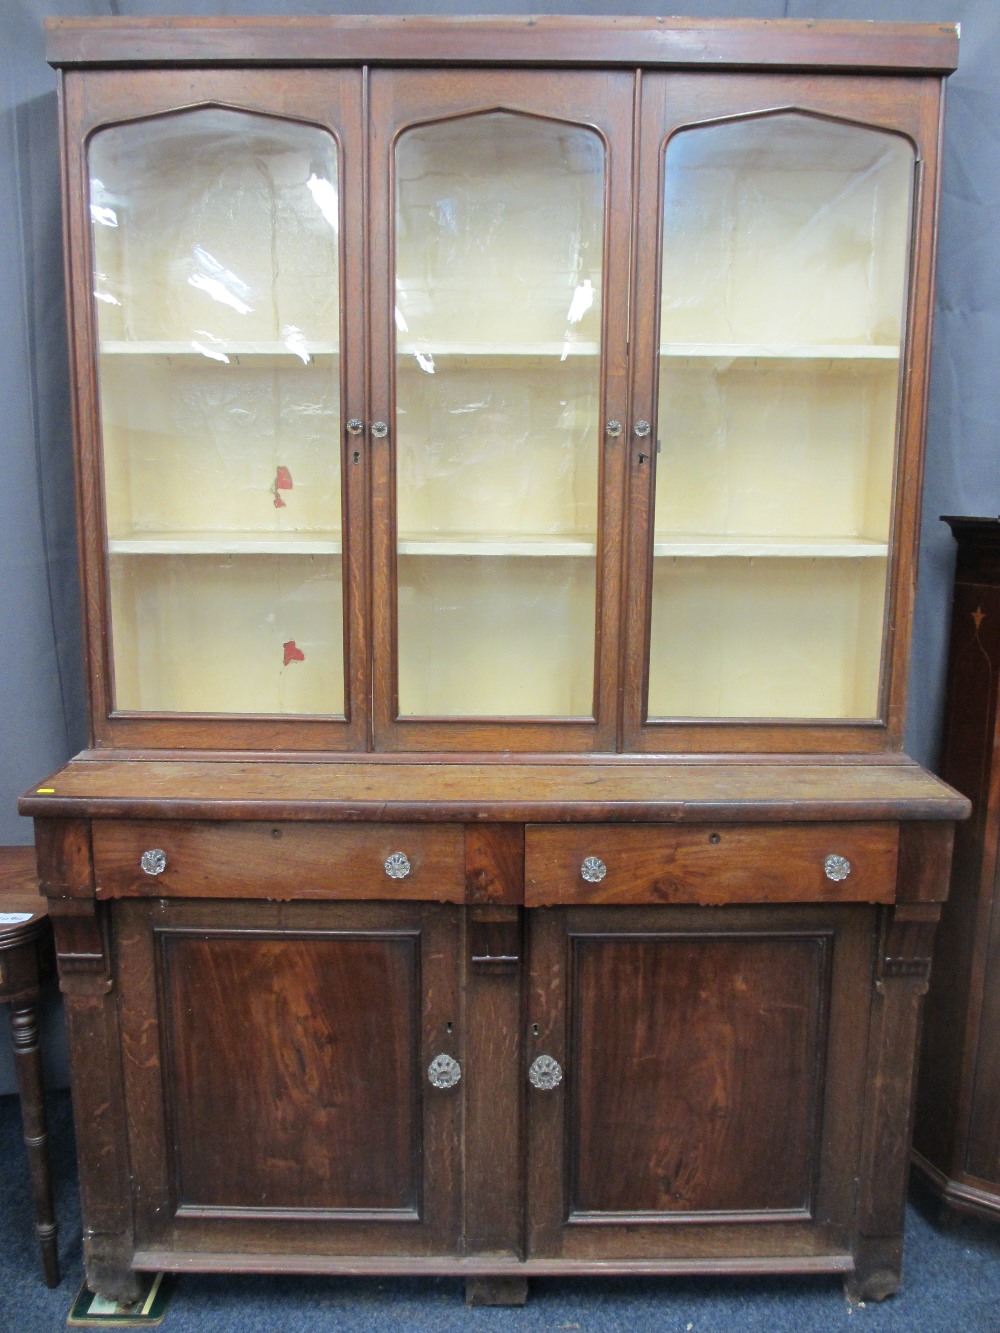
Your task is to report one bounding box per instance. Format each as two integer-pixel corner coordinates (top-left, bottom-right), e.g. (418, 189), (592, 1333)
(3, 1091), (1000, 1332)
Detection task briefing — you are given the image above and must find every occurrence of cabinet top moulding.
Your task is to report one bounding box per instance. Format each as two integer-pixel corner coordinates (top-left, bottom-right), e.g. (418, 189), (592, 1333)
(44, 16), (959, 74)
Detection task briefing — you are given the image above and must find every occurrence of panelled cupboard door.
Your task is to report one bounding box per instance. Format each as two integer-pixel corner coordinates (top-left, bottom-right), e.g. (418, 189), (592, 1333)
(526, 905), (872, 1263)
(63, 68), (368, 751)
(113, 899), (462, 1258)
(368, 71), (633, 753)
(623, 73), (944, 754)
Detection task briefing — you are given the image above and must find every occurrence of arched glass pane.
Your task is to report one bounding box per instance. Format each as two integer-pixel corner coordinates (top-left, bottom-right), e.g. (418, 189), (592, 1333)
(648, 114), (914, 721)
(90, 108), (344, 715)
(393, 112), (604, 719)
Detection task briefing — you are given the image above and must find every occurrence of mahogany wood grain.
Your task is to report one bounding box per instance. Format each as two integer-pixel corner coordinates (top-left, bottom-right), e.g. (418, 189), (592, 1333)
(465, 826), (524, 907)
(91, 819), (465, 902)
(525, 904), (872, 1263)
(163, 933), (419, 1213)
(116, 899), (462, 1257)
(44, 17), (959, 75)
(525, 822), (898, 907)
(20, 758), (968, 826)
(570, 932), (825, 1216)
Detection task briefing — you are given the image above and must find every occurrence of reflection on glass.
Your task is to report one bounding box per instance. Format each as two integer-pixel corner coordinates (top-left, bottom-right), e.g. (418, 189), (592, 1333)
(89, 109), (344, 714)
(648, 114), (913, 721)
(393, 113), (604, 718)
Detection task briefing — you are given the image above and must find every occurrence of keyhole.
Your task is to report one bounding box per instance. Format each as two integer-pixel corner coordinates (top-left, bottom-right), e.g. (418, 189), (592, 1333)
(531, 1023), (540, 1038)
(638, 452), (648, 465)
(446, 1021), (453, 1034)
(352, 450), (360, 464)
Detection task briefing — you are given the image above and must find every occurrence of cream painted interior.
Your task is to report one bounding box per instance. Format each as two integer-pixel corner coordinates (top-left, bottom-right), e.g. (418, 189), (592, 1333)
(648, 113), (913, 721)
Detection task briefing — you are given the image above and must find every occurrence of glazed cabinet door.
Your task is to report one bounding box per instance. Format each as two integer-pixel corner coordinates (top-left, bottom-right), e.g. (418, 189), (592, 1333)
(623, 73), (944, 753)
(368, 70), (633, 752)
(64, 69), (368, 750)
(113, 899), (462, 1261)
(526, 904), (872, 1265)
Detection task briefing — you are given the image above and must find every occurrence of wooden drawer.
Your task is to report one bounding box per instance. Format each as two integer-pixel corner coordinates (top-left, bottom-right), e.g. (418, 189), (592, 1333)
(525, 822), (898, 907)
(92, 820), (465, 902)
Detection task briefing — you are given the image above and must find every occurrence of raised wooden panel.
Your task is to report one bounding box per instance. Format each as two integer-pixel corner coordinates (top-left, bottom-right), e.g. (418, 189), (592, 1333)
(114, 899), (462, 1258)
(570, 932), (827, 1218)
(526, 822), (897, 907)
(161, 929), (420, 1215)
(93, 820), (464, 902)
(525, 904), (873, 1264)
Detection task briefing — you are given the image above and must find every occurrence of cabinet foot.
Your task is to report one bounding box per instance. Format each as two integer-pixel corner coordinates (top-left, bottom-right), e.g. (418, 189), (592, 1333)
(465, 1276), (528, 1306)
(845, 1236), (902, 1303)
(83, 1234), (142, 1306)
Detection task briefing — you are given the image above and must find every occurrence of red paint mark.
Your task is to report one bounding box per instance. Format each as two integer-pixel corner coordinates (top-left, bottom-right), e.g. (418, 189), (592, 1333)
(273, 465), (293, 508)
(283, 640), (305, 666)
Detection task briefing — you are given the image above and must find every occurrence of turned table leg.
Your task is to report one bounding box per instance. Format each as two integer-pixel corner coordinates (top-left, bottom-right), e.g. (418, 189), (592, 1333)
(10, 1002), (60, 1287)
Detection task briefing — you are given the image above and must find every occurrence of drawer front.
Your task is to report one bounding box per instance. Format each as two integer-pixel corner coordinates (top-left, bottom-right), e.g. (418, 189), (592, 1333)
(93, 820), (465, 902)
(525, 822), (898, 907)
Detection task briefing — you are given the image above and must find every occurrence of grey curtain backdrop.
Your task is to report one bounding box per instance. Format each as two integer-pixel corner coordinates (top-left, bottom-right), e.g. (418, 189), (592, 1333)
(1, 0), (997, 1093)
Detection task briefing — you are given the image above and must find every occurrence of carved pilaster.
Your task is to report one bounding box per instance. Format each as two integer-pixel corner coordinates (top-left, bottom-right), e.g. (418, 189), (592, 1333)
(49, 899), (139, 1302)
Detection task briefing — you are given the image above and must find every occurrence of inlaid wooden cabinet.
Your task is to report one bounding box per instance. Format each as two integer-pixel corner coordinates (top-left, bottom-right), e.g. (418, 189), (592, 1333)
(913, 519), (1000, 1220)
(22, 15), (965, 1308)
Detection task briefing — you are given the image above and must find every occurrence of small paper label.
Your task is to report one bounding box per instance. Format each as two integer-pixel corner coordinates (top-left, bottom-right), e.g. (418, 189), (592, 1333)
(0, 912), (33, 924)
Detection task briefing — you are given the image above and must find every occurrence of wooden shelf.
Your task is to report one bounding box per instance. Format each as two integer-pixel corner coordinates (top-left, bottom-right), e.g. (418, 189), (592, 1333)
(652, 535), (889, 558)
(108, 531), (342, 555)
(397, 341), (600, 368)
(100, 340), (339, 365)
(660, 342), (900, 363)
(398, 532), (596, 557)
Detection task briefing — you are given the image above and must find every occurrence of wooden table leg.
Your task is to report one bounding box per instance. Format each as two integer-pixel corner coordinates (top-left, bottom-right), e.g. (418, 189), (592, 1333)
(10, 1002), (60, 1287)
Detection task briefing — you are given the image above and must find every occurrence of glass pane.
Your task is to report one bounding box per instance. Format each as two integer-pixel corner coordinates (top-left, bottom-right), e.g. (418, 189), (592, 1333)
(393, 113), (603, 719)
(89, 108), (344, 714)
(649, 114), (913, 720)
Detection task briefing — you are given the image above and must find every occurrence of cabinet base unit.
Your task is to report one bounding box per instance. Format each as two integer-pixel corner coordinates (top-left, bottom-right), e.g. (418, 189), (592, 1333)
(23, 760), (965, 1303)
(30, 13), (962, 1312)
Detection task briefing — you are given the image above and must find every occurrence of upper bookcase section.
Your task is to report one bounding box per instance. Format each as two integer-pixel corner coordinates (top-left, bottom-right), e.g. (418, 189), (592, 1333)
(48, 18), (957, 755)
(45, 16), (959, 75)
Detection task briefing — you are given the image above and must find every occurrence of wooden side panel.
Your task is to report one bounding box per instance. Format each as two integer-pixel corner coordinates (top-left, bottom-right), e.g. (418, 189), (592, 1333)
(914, 576), (1000, 1184)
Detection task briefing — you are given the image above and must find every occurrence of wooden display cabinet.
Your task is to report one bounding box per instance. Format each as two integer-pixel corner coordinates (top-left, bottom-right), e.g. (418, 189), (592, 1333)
(22, 16), (965, 1307)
